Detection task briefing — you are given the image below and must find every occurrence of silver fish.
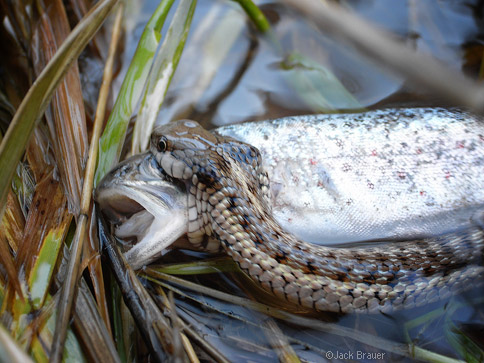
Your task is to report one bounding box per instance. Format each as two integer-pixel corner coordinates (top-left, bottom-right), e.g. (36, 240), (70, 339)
(96, 108), (484, 268)
(217, 107), (484, 243)
(95, 153), (187, 266)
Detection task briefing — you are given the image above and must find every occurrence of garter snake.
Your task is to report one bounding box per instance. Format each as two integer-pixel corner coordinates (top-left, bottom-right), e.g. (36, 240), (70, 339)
(149, 119), (484, 313)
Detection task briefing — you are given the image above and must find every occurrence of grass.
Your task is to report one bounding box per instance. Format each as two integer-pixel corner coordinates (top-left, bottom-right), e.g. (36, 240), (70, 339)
(0, 0), (482, 361)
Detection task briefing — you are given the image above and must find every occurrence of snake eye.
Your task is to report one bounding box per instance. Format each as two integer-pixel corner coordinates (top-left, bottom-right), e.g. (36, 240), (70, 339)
(157, 137), (168, 152)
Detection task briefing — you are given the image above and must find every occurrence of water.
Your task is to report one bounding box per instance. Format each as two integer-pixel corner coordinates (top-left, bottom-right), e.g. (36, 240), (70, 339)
(116, 1), (484, 361)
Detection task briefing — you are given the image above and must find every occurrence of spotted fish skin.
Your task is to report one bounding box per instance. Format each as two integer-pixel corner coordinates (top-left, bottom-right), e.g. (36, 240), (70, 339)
(216, 108), (484, 244)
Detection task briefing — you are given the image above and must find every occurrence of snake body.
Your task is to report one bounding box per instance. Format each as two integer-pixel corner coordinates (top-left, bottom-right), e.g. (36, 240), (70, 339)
(150, 119), (484, 313)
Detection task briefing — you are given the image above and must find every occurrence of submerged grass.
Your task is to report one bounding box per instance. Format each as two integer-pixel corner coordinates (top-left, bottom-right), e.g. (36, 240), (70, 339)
(144, 267), (480, 362)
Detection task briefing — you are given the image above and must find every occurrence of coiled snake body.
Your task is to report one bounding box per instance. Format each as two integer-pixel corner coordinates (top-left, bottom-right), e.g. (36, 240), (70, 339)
(150, 119), (484, 313)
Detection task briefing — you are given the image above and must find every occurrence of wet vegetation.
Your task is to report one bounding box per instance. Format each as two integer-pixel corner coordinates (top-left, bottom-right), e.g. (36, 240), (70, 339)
(0, 0), (483, 361)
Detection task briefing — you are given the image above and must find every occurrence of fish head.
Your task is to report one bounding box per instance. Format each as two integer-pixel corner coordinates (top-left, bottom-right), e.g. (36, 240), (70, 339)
(95, 152), (188, 268)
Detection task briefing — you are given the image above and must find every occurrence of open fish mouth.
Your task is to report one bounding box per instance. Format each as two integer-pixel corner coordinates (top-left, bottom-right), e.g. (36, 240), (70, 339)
(95, 152), (188, 269)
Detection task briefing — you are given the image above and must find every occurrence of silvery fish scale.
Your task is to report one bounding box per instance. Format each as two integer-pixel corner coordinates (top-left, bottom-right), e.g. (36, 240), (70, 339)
(217, 108), (484, 244)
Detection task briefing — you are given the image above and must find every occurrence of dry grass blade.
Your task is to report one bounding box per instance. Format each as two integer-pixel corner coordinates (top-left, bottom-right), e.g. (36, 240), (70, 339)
(0, 163), (72, 358)
(52, 245), (120, 362)
(14, 169), (69, 279)
(6, 129), (66, 307)
(0, 1), (31, 53)
(0, 127), (60, 316)
(166, 291), (199, 363)
(0, 14), (30, 114)
(31, 0), (89, 214)
(50, 4), (123, 362)
(20, 295), (84, 362)
(81, 2), (126, 338)
(68, 0), (108, 59)
(0, 0), (117, 221)
(6, 1), (91, 326)
(181, 333), (200, 363)
(283, 0), (484, 114)
(80, 0), (125, 337)
(151, 284), (230, 363)
(263, 318), (300, 363)
(2, 188), (26, 250)
(0, 235), (19, 300)
(145, 269), (468, 362)
(151, 285), (224, 363)
(177, 317), (230, 363)
(73, 278), (121, 362)
(84, 239), (112, 336)
(0, 193), (24, 299)
(128, 276), (328, 359)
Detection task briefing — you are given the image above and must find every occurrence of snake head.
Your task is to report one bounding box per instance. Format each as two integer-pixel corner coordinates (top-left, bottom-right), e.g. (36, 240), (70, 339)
(150, 119), (265, 193)
(150, 119), (219, 181)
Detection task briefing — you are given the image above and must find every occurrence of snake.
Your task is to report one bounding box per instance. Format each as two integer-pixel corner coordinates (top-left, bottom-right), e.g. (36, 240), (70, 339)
(149, 119), (484, 313)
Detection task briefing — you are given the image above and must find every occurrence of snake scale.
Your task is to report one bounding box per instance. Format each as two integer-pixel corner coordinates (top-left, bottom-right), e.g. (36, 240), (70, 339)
(150, 119), (484, 313)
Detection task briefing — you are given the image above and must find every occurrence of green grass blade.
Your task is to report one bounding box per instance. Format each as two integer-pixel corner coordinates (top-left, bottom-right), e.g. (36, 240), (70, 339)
(132, 0), (197, 153)
(28, 227), (68, 310)
(232, 0), (270, 32)
(150, 257), (238, 275)
(31, 310), (86, 363)
(445, 319), (484, 363)
(0, 0), (117, 219)
(94, 0), (176, 185)
(411, 346), (464, 363)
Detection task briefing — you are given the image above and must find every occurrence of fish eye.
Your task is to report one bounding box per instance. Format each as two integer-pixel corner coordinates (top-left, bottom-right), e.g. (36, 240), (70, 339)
(157, 137), (168, 152)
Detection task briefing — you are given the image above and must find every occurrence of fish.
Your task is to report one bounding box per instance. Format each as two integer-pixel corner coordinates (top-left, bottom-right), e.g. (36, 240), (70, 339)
(96, 108), (484, 268)
(95, 152), (188, 266)
(217, 107), (484, 243)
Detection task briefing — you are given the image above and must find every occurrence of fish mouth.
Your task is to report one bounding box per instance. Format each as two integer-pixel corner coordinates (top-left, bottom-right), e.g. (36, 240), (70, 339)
(95, 152), (188, 268)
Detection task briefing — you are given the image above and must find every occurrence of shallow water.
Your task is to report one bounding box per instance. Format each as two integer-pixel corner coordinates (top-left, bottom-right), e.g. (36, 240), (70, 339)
(117, 0), (484, 361)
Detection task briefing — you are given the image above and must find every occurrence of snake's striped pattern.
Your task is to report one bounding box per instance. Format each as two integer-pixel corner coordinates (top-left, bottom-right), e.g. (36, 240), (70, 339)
(150, 119), (484, 313)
